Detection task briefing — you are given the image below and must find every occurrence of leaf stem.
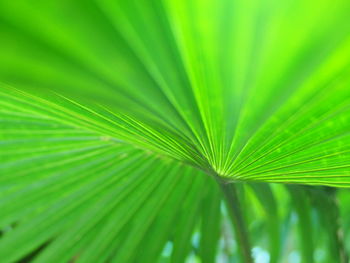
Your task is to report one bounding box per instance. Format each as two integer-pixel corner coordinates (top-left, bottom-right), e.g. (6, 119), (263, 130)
(325, 188), (349, 263)
(217, 179), (253, 263)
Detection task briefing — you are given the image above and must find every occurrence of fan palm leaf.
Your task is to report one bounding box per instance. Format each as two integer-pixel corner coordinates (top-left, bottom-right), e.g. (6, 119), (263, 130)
(0, 0), (349, 262)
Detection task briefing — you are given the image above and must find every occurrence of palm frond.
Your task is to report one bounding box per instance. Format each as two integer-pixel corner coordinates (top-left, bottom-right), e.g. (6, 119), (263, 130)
(1, 0), (350, 262)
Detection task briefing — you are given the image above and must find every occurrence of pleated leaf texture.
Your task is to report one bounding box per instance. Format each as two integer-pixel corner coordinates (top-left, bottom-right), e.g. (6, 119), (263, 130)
(0, 0), (350, 262)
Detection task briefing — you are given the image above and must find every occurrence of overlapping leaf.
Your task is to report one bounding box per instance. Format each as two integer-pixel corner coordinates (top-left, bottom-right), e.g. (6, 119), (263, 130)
(0, 89), (226, 263)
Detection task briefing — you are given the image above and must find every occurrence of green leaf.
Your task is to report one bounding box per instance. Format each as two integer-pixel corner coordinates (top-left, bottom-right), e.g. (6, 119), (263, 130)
(1, 0), (350, 184)
(1, 0), (350, 262)
(0, 89), (220, 262)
